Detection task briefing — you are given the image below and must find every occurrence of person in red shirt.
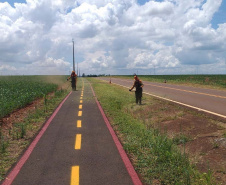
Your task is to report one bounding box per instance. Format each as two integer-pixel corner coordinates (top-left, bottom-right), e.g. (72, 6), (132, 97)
(67, 71), (77, 91)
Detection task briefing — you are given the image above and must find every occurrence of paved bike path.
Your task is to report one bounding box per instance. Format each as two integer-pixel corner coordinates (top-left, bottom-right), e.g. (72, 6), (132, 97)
(3, 79), (139, 185)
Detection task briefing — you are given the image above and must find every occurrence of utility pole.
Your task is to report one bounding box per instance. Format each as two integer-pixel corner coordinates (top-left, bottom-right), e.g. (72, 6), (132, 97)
(77, 62), (78, 75)
(72, 39), (75, 72)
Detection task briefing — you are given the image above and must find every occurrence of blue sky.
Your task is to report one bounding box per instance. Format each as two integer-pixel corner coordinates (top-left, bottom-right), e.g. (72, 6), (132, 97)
(0, 0), (226, 75)
(212, 0), (226, 28)
(0, 0), (25, 6)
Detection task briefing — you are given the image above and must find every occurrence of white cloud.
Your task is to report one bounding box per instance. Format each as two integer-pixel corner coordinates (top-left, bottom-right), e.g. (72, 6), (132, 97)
(0, 0), (225, 75)
(0, 64), (16, 71)
(33, 57), (70, 67)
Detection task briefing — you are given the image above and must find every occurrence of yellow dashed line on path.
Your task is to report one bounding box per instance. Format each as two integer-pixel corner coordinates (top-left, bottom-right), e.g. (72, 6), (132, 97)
(77, 120), (82, 128)
(75, 134), (81, 150)
(71, 81), (84, 185)
(78, 111), (82, 117)
(71, 166), (79, 185)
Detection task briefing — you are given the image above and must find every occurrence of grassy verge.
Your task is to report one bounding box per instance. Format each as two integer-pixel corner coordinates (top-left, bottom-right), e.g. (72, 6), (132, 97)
(0, 78), (82, 181)
(88, 77), (217, 185)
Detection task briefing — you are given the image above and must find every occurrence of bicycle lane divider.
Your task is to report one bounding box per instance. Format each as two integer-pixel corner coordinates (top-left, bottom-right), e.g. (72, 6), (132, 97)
(71, 82), (84, 185)
(75, 99), (83, 150)
(77, 87), (83, 128)
(75, 134), (82, 150)
(89, 82), (142, 185)
(77, 120), (81, 128)
(70, 166), (79, 185)
(2, 91), (72, 185)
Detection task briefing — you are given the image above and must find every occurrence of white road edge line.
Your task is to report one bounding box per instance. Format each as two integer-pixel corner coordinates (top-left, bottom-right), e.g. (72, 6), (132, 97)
(101, 79), (226, 119)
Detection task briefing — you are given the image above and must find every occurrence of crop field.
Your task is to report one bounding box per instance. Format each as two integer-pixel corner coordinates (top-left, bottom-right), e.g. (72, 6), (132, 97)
(0, 75), (71, 181)
(116, 75), (226, 89)
(0, 75), (67, 119)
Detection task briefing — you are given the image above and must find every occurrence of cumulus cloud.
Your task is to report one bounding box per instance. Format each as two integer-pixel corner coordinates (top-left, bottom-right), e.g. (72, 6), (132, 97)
(0, 64), (16, 71)
(19, 57), (71, 75)
(0, 0), (225, 75)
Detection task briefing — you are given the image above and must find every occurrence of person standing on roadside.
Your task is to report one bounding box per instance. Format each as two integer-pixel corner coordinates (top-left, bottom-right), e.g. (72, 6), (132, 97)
(129, 75), (144, 105)
(67, 71), (77, 91)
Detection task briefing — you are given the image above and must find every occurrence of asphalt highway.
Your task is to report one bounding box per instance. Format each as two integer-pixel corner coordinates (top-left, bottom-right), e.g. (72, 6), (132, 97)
(2, 79), (140, 185)
(98, 77), (226, 119)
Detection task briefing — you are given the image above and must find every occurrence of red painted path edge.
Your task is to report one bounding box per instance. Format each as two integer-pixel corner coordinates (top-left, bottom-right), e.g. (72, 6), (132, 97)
(2, 92), (72, 185)
(90, 84), (142, 185)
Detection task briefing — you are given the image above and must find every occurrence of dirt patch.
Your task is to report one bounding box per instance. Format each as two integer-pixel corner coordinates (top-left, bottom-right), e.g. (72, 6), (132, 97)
(0, 97), (45, 180)
(128, 98), (226, 184)
(0, 99), (41, 129)
(159, 113), (226, 184)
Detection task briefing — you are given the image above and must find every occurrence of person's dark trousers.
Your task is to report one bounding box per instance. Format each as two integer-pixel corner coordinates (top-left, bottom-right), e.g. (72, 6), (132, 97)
(135, 90), (142, 105)
(71, 78), (76, 91)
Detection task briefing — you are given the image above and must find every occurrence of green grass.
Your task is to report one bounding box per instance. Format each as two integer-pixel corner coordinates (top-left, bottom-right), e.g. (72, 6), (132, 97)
(173, 134), (191, 145)
(223, 132), (226, 138)
(88, 77), (216, 185)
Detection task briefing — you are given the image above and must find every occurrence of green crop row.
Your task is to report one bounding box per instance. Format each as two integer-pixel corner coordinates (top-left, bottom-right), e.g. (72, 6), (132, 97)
(0, 76), (67, 119)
